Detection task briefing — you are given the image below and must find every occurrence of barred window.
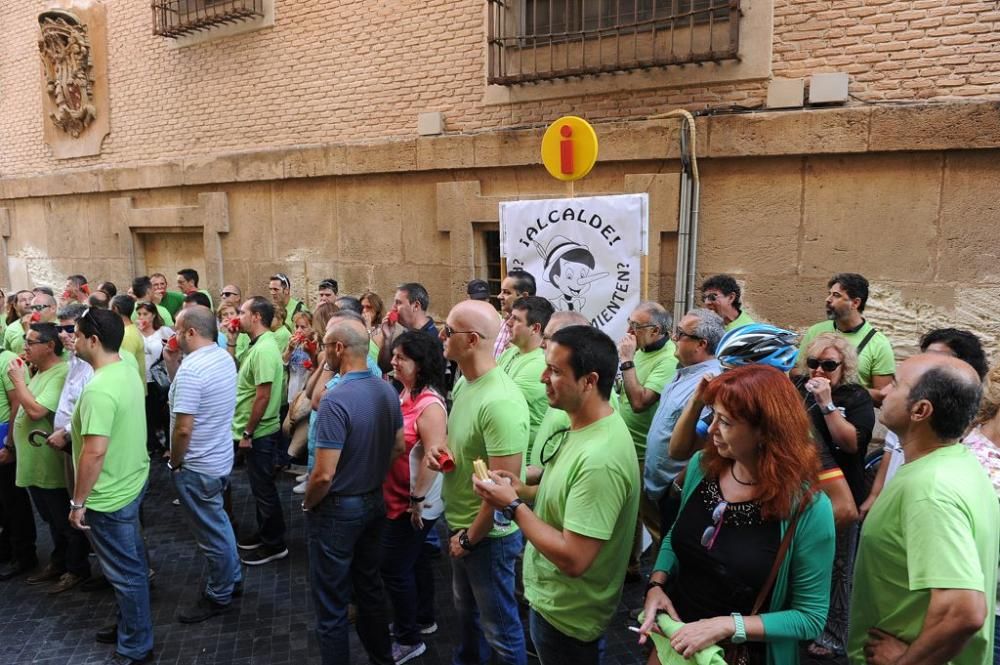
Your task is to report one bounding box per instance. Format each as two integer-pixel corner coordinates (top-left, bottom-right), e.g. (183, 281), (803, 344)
(152, 0), (264, 38)
(487, 0), (741, 85)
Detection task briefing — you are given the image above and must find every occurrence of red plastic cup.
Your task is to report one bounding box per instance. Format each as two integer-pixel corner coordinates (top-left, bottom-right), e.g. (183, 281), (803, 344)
(436, 451), (455, 473)
(167, 335), (179, 352)
(61, 290), (72, 301)
(227, 318), (242, 333)
(388, 310), (399, 325)
(30, 312), (41, 323)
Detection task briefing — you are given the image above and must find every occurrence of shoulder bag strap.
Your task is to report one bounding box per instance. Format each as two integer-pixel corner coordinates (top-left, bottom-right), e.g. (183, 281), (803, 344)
(750, 487), (816, 615)
(855, 327), (879, 356)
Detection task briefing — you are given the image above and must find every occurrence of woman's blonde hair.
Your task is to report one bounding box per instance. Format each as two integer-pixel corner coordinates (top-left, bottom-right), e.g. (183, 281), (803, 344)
(974, 362), (1000, 426)
(216, 303), (237, 320)
(797, 332), (860, 386)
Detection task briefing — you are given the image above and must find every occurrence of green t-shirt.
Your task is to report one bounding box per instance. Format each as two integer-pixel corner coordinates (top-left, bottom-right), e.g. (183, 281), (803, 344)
(497, 346), (548, 444)
(617, 340), (678, 456)
(368, 339), (379, 365)
(272, 325), (291, 355)
(524, 413), (640, 642)
(131, 302), (174, 328)
(285, 298), (304, 332)
(848, 445), (999, 665)
(120, 323), (147, 393)
(4, 322), (26, 355)
(71, 359), (150, 512)
(233, 331), (284, 439)
(234, 332), (251, 365)
(725, 310), (755, 331)
(14, 361), (68, 489)
(0, 350), (17, 425)
(443, 367), (529, 534)
(799, 320), (895, 388)
(159, 291), (185, 318)
(528, 406), (571, 468)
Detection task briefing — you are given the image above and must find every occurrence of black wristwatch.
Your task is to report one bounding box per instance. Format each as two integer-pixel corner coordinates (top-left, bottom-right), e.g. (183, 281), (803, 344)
(619, 361), (636, 372)
(646, 579), (667, 595)
(458, 530), (475, 552)
(501, 498), (525, 521)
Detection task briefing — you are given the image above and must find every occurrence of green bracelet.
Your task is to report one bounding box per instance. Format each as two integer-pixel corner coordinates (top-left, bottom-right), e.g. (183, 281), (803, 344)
(731, 612), (747, 644)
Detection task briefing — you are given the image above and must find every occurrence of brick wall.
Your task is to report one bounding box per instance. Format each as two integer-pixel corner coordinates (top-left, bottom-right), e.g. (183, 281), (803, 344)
(2, 0), (998, 177)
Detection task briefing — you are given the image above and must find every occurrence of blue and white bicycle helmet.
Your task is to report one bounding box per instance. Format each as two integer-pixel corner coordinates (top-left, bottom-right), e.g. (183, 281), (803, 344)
(716, 323), (799, 372)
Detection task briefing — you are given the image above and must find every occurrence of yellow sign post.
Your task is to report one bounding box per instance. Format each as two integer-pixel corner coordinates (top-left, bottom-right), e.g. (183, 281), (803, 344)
(540, 116), (599, 182)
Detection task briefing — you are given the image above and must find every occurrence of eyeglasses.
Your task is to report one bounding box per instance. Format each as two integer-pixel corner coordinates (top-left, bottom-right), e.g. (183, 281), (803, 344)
(806, 358), (842, 372)
(673, 328), (702, 342)
(25, 339), (48, 346)
(627, 320), (657, 331)
(443, 325), (481, 339)
(700, 500), (728, 549)
(702, 293), (719, 303)
(540, 428), (570, 466)
(29, 304), (49, 312)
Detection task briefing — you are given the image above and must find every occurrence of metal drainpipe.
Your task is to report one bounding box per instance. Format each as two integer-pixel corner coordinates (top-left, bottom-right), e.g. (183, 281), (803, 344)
(648, 110), (700, 324)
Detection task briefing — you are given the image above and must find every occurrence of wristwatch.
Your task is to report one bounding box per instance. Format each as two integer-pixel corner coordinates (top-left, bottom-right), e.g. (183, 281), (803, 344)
(69, 500), (86, 511)
(731, 613), (747, 644)
(501, 498), (525, 522)
(242, 430), (254, 440)
(166, 459), (183, 472)
(458, 529), (475, 551)
(821, 402), (838, 415)
(619, 361), (636, 372)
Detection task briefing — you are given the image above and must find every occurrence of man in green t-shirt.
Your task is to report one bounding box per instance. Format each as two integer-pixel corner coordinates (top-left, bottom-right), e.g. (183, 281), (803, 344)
(700, 274), (755, 331)
(232, 296), (288, 566)
(111, 295), (147, 394)
(797, 273), (895, 404)
(498, 296), (554, 444)
(70, 307), (153, 662)
(616, 301), (677, 578)
(0, 343), (37, 581)
(427, 299), (529, 665)
(849, 353), (998, 665)
(8, 323), (90, 592)
(474, 325), (639, 661)
(150, 273), (185, 319)
(268, 273), (304, 333)
(130, 276), (174, 327)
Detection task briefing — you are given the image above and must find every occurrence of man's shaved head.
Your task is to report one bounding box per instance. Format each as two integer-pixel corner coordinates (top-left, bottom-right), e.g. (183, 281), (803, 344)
(325, 317), (369, 355)
(450, 300), (501, 342)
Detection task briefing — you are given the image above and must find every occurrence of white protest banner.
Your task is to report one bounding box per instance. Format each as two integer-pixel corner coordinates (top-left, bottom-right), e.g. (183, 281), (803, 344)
(499, 194), (648, 341)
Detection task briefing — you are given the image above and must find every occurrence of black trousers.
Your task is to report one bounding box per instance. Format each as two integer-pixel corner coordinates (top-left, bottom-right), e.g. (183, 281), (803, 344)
(28, 486), (91, 577)
(0, 460), (36, 565)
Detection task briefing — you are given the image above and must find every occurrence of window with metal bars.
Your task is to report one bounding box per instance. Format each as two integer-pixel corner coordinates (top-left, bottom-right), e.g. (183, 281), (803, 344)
(151, 0), (264, 38)
(487, 0), (741, 85)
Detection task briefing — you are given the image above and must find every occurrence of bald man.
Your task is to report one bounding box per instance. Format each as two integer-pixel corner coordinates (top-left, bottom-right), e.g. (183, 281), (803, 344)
(849, 354), (998, 665)
(428, 299), (529, 665)
(304, 317), (402, 665)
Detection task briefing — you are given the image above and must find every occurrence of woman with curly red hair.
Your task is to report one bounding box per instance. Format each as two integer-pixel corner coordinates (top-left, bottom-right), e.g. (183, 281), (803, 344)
(638, 364), (835, 665)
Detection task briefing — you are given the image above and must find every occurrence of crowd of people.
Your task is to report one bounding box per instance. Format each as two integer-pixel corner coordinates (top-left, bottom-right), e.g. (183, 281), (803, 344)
(0, 267), (996, 665)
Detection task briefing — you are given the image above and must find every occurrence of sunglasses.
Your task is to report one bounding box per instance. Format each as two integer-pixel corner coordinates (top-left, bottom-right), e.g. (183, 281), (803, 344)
(221, 291), (239, 298)
(29, 304), (49, 312)
(57, 324), (75, 335)
(806, 358), (842, 372)
(700, 500), (728, 549)
(702, 293), (719, 303)
(673, 328), (702, 341)
(627, 320), (657, 331)
(443, 325), (481, 339)
(273, 273), (290, 288)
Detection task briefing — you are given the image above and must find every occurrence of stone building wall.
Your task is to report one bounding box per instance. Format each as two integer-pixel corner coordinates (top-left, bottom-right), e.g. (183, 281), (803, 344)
(2, 0), (1000, 176)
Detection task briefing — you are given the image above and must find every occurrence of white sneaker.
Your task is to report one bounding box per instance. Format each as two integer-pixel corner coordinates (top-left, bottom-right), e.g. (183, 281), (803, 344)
(295, 473), (308, 483)
(292, 480), (307, 494)
(391, 641), (426, 665)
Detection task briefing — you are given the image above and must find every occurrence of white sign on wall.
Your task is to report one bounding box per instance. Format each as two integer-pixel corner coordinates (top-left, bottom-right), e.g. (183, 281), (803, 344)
(499, 194), (649, 341)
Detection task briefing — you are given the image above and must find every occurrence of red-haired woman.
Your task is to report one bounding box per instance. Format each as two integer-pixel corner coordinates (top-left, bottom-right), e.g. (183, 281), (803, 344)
(638, 364), (835, 665)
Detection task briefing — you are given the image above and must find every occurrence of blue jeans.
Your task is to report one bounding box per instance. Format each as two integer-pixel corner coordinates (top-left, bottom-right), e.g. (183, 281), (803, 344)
(451, 530), (526, 665)
(529, 609), (606, 665)
(307, 491), (392, 665)
(86, 485), (153, 660)
(993, 615), (999, 665)
(172, 468), (242, 603)
(243, 432), (286, 548)
(379, 514), (438, 645)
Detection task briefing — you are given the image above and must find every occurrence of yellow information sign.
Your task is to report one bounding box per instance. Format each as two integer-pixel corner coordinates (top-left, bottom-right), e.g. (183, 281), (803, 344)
(540, 116), (598, 181)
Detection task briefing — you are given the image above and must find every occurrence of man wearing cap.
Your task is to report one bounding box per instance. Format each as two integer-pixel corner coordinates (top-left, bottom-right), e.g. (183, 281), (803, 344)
(534, 236), (608, 314)
(466, 279), (492, 302)
(269, 273), (304, 333)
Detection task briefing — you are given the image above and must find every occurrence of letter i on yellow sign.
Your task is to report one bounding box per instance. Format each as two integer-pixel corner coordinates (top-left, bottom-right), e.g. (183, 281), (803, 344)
(541, 116), (599, 182)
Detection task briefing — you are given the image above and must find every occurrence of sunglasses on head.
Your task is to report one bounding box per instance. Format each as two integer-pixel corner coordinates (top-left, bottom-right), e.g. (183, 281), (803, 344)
(274, 273), (290, 288)
(806, 358), (842, 372)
